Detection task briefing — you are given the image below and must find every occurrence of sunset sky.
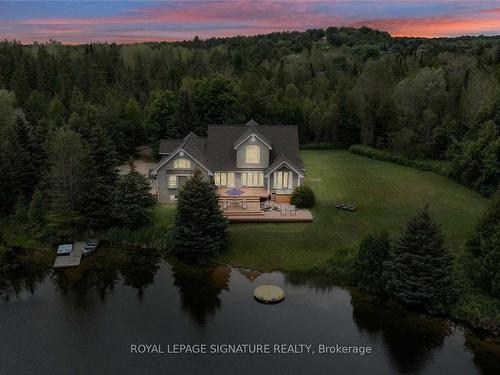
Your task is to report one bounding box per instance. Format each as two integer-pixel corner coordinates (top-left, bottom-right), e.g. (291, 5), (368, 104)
(1, 1), (500, 44)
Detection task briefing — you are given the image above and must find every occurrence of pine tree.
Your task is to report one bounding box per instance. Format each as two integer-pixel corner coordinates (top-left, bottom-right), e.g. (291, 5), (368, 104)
(386, 207), (455, 312)
(79, 125), (118, 228)
(358, 231), (391, 295)
(111, 170), (155, 227)
(172, 169), (228, 264)
(464, 190), (500, 298)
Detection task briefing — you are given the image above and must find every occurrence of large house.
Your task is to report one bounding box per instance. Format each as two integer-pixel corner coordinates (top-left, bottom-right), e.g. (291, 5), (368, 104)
(149, 119), (305, 204)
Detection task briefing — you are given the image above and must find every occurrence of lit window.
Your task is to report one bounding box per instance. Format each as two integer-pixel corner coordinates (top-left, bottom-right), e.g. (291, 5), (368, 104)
(245, 145), (260, 164)
(168, 175), (177, 188)
(173, 158), (191, 169)
(274, 171), (293, 189)
(227, 173), (235, 187)
(242, 172), (263, 187)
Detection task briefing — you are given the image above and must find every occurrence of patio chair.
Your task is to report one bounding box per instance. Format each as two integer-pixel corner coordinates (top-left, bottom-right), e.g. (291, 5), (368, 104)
(290, 205), (297, 215)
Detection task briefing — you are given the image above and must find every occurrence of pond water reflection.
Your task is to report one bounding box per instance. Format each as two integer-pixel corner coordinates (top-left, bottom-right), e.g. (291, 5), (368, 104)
(0, 247), (498, 375)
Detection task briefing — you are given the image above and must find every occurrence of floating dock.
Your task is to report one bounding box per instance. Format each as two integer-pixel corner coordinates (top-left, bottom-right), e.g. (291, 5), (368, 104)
(253, 285), (285, 304)
(53, 242), (83, 268)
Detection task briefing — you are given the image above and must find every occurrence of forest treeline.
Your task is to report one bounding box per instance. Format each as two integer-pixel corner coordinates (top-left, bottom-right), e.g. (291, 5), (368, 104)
(0, 26), (499, 220)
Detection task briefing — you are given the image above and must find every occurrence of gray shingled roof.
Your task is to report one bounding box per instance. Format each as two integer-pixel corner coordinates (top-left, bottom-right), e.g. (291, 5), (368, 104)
(154, 132), (210, 173)
(233, 126), (272, 150)
(157, 123), (303, 173)
(265, 153), (304, 176)
(207, 124), (303, 171)
(159, 139), (183, 154)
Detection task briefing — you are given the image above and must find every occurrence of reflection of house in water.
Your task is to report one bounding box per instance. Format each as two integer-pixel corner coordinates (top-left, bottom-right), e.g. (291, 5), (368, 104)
(170, 259), (231, 326)
(350, 291), (451, 374)
(237, 268), (261, 281)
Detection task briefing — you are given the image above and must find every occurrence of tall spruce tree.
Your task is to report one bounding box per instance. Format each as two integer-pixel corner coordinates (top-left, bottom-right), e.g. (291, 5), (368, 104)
(172, 169), (228, 264)
(79, 125), (118, 228)
(111, 169), (155, 227)
(358, 231), (391, 295)
(464, 189), (500, 298)
(386, 207), (454, 312)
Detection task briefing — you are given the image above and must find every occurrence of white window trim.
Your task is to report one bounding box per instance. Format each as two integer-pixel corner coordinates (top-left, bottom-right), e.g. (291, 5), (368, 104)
(168, 175), (177, 188)
(173, 158), (191, 169)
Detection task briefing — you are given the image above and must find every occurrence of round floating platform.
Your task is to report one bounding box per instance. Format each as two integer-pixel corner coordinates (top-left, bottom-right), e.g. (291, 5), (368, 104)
(253, 285), (285, 304)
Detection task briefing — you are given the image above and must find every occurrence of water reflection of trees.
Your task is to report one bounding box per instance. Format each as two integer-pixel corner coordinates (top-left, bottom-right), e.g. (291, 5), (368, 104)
(351, 291), (451, 374)
(464, 330), (500, 375)
(0, 247), (51, 301)
(170, 258), (230, 326)
(285, 271), (338, 292)
(51, 247), (161, 301)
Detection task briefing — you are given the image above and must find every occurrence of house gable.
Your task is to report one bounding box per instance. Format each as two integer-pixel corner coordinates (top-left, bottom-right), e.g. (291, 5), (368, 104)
(235, 136), (270, 169)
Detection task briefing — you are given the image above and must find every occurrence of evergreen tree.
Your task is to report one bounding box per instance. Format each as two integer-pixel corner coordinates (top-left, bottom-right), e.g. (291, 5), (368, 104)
(386, 207), (455, 312)
(358, 231), (391, 295)
(172, 169), (228, 264)
(111, 170), (155, 227)
(28, 188), (47, 231)
(173, 90), (195, 137)
(79, 125), (118, 228)
(464, 190), (500, 298)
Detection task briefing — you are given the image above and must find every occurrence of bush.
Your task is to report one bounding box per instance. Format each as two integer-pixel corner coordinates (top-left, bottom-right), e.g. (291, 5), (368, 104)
(106, 224), (170, 250)
(349, 144), (450, 176)
(291, 186), (316, 208)
(317, 247), (359, 285)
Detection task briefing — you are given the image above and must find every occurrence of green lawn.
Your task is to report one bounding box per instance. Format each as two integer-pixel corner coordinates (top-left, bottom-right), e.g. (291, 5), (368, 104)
(155, 150), (487, 272)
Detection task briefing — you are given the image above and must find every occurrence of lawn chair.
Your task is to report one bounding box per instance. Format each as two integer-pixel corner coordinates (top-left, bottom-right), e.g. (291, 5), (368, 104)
(335, 201), (344, 209)
(348, 203), (356, 212)
(290, 205), (297, 215)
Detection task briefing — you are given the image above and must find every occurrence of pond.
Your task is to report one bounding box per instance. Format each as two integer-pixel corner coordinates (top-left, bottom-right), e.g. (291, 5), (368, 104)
(0, 248), (499, 375)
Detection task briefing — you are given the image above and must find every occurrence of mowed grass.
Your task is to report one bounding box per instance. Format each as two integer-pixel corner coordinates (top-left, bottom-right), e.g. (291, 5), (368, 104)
(155, 150), (487, 272)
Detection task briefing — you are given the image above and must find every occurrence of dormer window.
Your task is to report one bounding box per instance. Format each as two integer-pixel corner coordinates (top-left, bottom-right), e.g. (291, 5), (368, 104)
(173, 158), (191, 169)
(245, 145), (260, 164)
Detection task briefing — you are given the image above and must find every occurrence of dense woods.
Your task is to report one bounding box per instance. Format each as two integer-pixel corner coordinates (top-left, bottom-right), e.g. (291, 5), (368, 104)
(0, 26), (499, 225)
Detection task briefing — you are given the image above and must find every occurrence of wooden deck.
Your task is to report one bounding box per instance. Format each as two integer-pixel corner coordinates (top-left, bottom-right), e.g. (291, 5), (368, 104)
(53, 242), (83, 268)
(227, 209), (313, 222)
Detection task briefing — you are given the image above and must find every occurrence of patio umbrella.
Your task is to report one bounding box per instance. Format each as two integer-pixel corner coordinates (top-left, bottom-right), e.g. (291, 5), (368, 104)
(225, 188), (244, 196)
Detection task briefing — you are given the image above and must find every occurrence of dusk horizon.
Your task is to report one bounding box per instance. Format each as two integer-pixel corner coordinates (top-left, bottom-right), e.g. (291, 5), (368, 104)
(2, 0), (500, 44)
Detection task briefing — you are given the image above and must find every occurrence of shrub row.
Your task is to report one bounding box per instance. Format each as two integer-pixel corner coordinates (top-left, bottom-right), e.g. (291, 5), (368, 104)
(349, 145), (450, 176)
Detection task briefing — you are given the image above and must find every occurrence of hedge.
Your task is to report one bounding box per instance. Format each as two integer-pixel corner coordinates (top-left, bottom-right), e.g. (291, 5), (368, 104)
(349, 145), (451, 176)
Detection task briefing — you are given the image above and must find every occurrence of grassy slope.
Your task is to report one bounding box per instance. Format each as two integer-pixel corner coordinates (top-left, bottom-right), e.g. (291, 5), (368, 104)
(156, 150), (487, 272)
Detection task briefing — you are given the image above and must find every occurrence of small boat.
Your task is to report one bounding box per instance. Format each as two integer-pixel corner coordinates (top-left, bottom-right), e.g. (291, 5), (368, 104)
(82, 239), (99, 256)
(57, 244), (73, 256)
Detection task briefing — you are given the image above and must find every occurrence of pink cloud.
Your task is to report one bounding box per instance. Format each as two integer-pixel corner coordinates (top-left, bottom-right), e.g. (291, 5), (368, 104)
(5, 1), (500, 43)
